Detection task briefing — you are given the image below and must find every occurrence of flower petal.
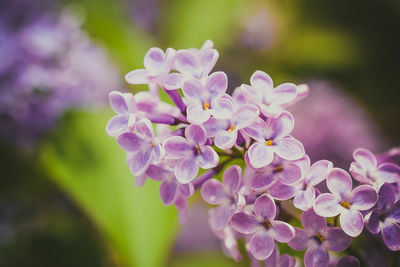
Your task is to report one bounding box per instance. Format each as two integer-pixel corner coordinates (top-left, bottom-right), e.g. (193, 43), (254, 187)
(293, 186), (315, 211)
(198, 48), (218, 76)
(324, 227), (352, 252)
(377, 182), (396, 209)
(351, 185), (377, 211)
(230, 212), (258, 234)
(144, 47), (166, 74)
(304, 246), (329, 267)
(336, 256), (360, 267)
(307, 160), (333, 187)
(175, 50), (197, 76)
(163, 72), (183, 90)
(215, 129), (237, 149)
(117, 132), (144, 152)
(209, 204), (233, 231)
(222, 165), (242, 195)
(135, 118), (154, 139)
(125, 69), (149, 84)
(163, 136), (192, 159)
(186, 103), (211, 124)
(243, 118), (269, 141)
(254, 194), (276, 220)
(270, 111), (294, 140)
(340, 208), (364, 237)
(280, 162), (302, 184)
(326, 168), (352, 197)
(201, 179), (225, 205)
(366, 209), (381, 234)
(211, 95), (235, 119)
(129, 150), (152, 176)
(271, 221), (295, 242)
(288, 228), (310, 251)
(382, 223), (400, 251)
(160, 179), (178, 205)
(250, 70), (273, 89)
(268, 181), (296, 201)
(377, 162), (400, 183)
(301, 209), (326, 233)
(274, 137), (305, 161)
(353, 148), (377, 171)
(314, 193), (342, 217)
(174, 157), (199, 184)
(234, 104), (259, 129)
(109, 91), (131, 114)
(206, 71), (227, 97)
(182, 78), (203, 100)
(106, 115), (129, 137)
(270, 83), (297, 105)
(198, 146), (219, 169)
(247, 142), (274, 169)
(250, 232), (275, 260)
(185, 124), (206, 145)
(251, 173), (275, 191)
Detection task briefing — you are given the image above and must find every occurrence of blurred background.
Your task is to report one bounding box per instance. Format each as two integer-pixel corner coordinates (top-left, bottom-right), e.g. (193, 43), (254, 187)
(0, 0), (399, 266)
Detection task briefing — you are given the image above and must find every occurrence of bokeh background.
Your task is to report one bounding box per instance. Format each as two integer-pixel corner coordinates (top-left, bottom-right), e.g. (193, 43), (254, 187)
(1, 0), (399, 266)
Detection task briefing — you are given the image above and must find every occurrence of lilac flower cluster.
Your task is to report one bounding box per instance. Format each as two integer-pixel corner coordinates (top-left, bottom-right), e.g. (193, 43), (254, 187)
(107, 41), (400, 266)
(0, 4), (121, 146)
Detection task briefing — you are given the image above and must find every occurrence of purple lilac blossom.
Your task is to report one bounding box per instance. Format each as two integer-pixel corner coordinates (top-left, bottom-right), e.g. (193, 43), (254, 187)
(350, 148), (400, 191)
(0, 9), (121, 146)
(288, 210), (351, 267)
(106, 42), (400, 263)
(314, 168), (377, 237)
(366, 183), (400, 251)
(231, 194), (295, 260)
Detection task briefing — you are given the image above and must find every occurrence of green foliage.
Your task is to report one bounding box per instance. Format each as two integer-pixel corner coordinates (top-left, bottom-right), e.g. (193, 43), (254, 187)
(41, 110), (178, 267)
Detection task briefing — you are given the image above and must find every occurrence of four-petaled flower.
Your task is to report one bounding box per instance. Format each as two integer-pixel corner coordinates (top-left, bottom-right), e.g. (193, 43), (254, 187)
(314, 168), (377, 237)
(366, 183), (400, 251)
(106, 91), (137, 137)
(243, 111), (304, 168)
(288, 210), (352, 267)
(163, 124), (219, 183)
(201, 165), (246, 231)
(231, 194), (295, 260)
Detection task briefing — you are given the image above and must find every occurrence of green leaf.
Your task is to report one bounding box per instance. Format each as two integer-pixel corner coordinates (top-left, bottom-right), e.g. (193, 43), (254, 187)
(41, 110), (178, 267)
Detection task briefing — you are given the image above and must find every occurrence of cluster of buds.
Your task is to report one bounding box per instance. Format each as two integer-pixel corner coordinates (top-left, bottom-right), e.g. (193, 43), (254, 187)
(106, 41), (400, 267)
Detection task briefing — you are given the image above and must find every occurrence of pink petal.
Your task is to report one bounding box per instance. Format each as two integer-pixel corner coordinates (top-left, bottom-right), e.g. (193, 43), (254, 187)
(106, 115), (129, 137)
(230, 212), (258, 234)
(233, 104), (260, 129)
(324, 227), (352, 252)
(135, 118), (154, 139)
(198, 146), (219, 169)
(186, 103), (211, 124)
(175, 50), (197, 76)
(160, 179), (178, 205)
(185, 124), (206, 145)
(198, 48), (218, 76)
(125, 69), (149, 84)
(243, 118), (269, 141)
(117, 132), (143, 152)
(250, 232), (275, 260)
(382, 223), (400, 251)
(222, 165), (242, 195)
(271, 221), (295, 242)
(268, 181), (296, 201)
(144, 47), (166, 74)
(209, 204), (233, 231)
(270, 83), (297, 105)
(301, 209), (326, 233)
(280, 162), (302, 184)
(351, 185), (377, 211)
(377, 162), (400, 183)
(304, 246), (329, 267)
(274, 137), (305, 161)
(254, 194), (276, 220)
(250, 70), (273, 89)
(247, 142), (274, 169)
(293, 186), (315, 211)
(314, 193), (342, 217)
(215, 130), (237, 149)
(270, 111), (294, 140)
(353, 148), (377, 171)
(288, 228), (310, 251)
(307, 160), (333, 186)
(129, 150), (152, 176)
(163, 136), (192, 159)
(109, 91), (131, 114)
(182, 78), (203, 100)
(340, 208), (364, 237)
(326, 168), (353, 197)
(174, 157), (199, 184)
(211, 95), (235, 119)
(163, 73), (183, 90)
(201, 179), (225, 205)
(251, 173), (275, 191)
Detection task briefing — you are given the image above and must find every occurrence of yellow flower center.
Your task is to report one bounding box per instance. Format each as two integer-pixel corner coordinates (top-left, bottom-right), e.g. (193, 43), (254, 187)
(228, 125), (236, 132)
(264, 219), (272, 228)
(339, 201), (351, 209)
(273, 165), (284, 173)
(315, 232), (326, 242)
(203, 102), (210, 110)
(195, 145), (202, 155)
(265, 139), (273, 146)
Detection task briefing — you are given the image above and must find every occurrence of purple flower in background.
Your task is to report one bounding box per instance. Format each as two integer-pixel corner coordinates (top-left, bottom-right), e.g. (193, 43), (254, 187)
(243, 112), (304, 168)
(239, 70), (297, 118)
(163, 41), (218, 90)
(314, 168), (377, 237)
(117, 118), (163, 175)
(366, 183), (400, 251)
(201, 165), (245, 231)
(106, 92), (137, 137)
(292, 155), (333, 211)
(336, 256), (360, 267)
(231, 194), (295, 260)
(204, 104), (259, 149)
(163, 124), (219, 183)
(125, 47), (175, 86)
(182, 72), (234, 124)
(0, 10), (121, 146)
(288, 210), (351, 267)
(350, 148), (400, 190)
